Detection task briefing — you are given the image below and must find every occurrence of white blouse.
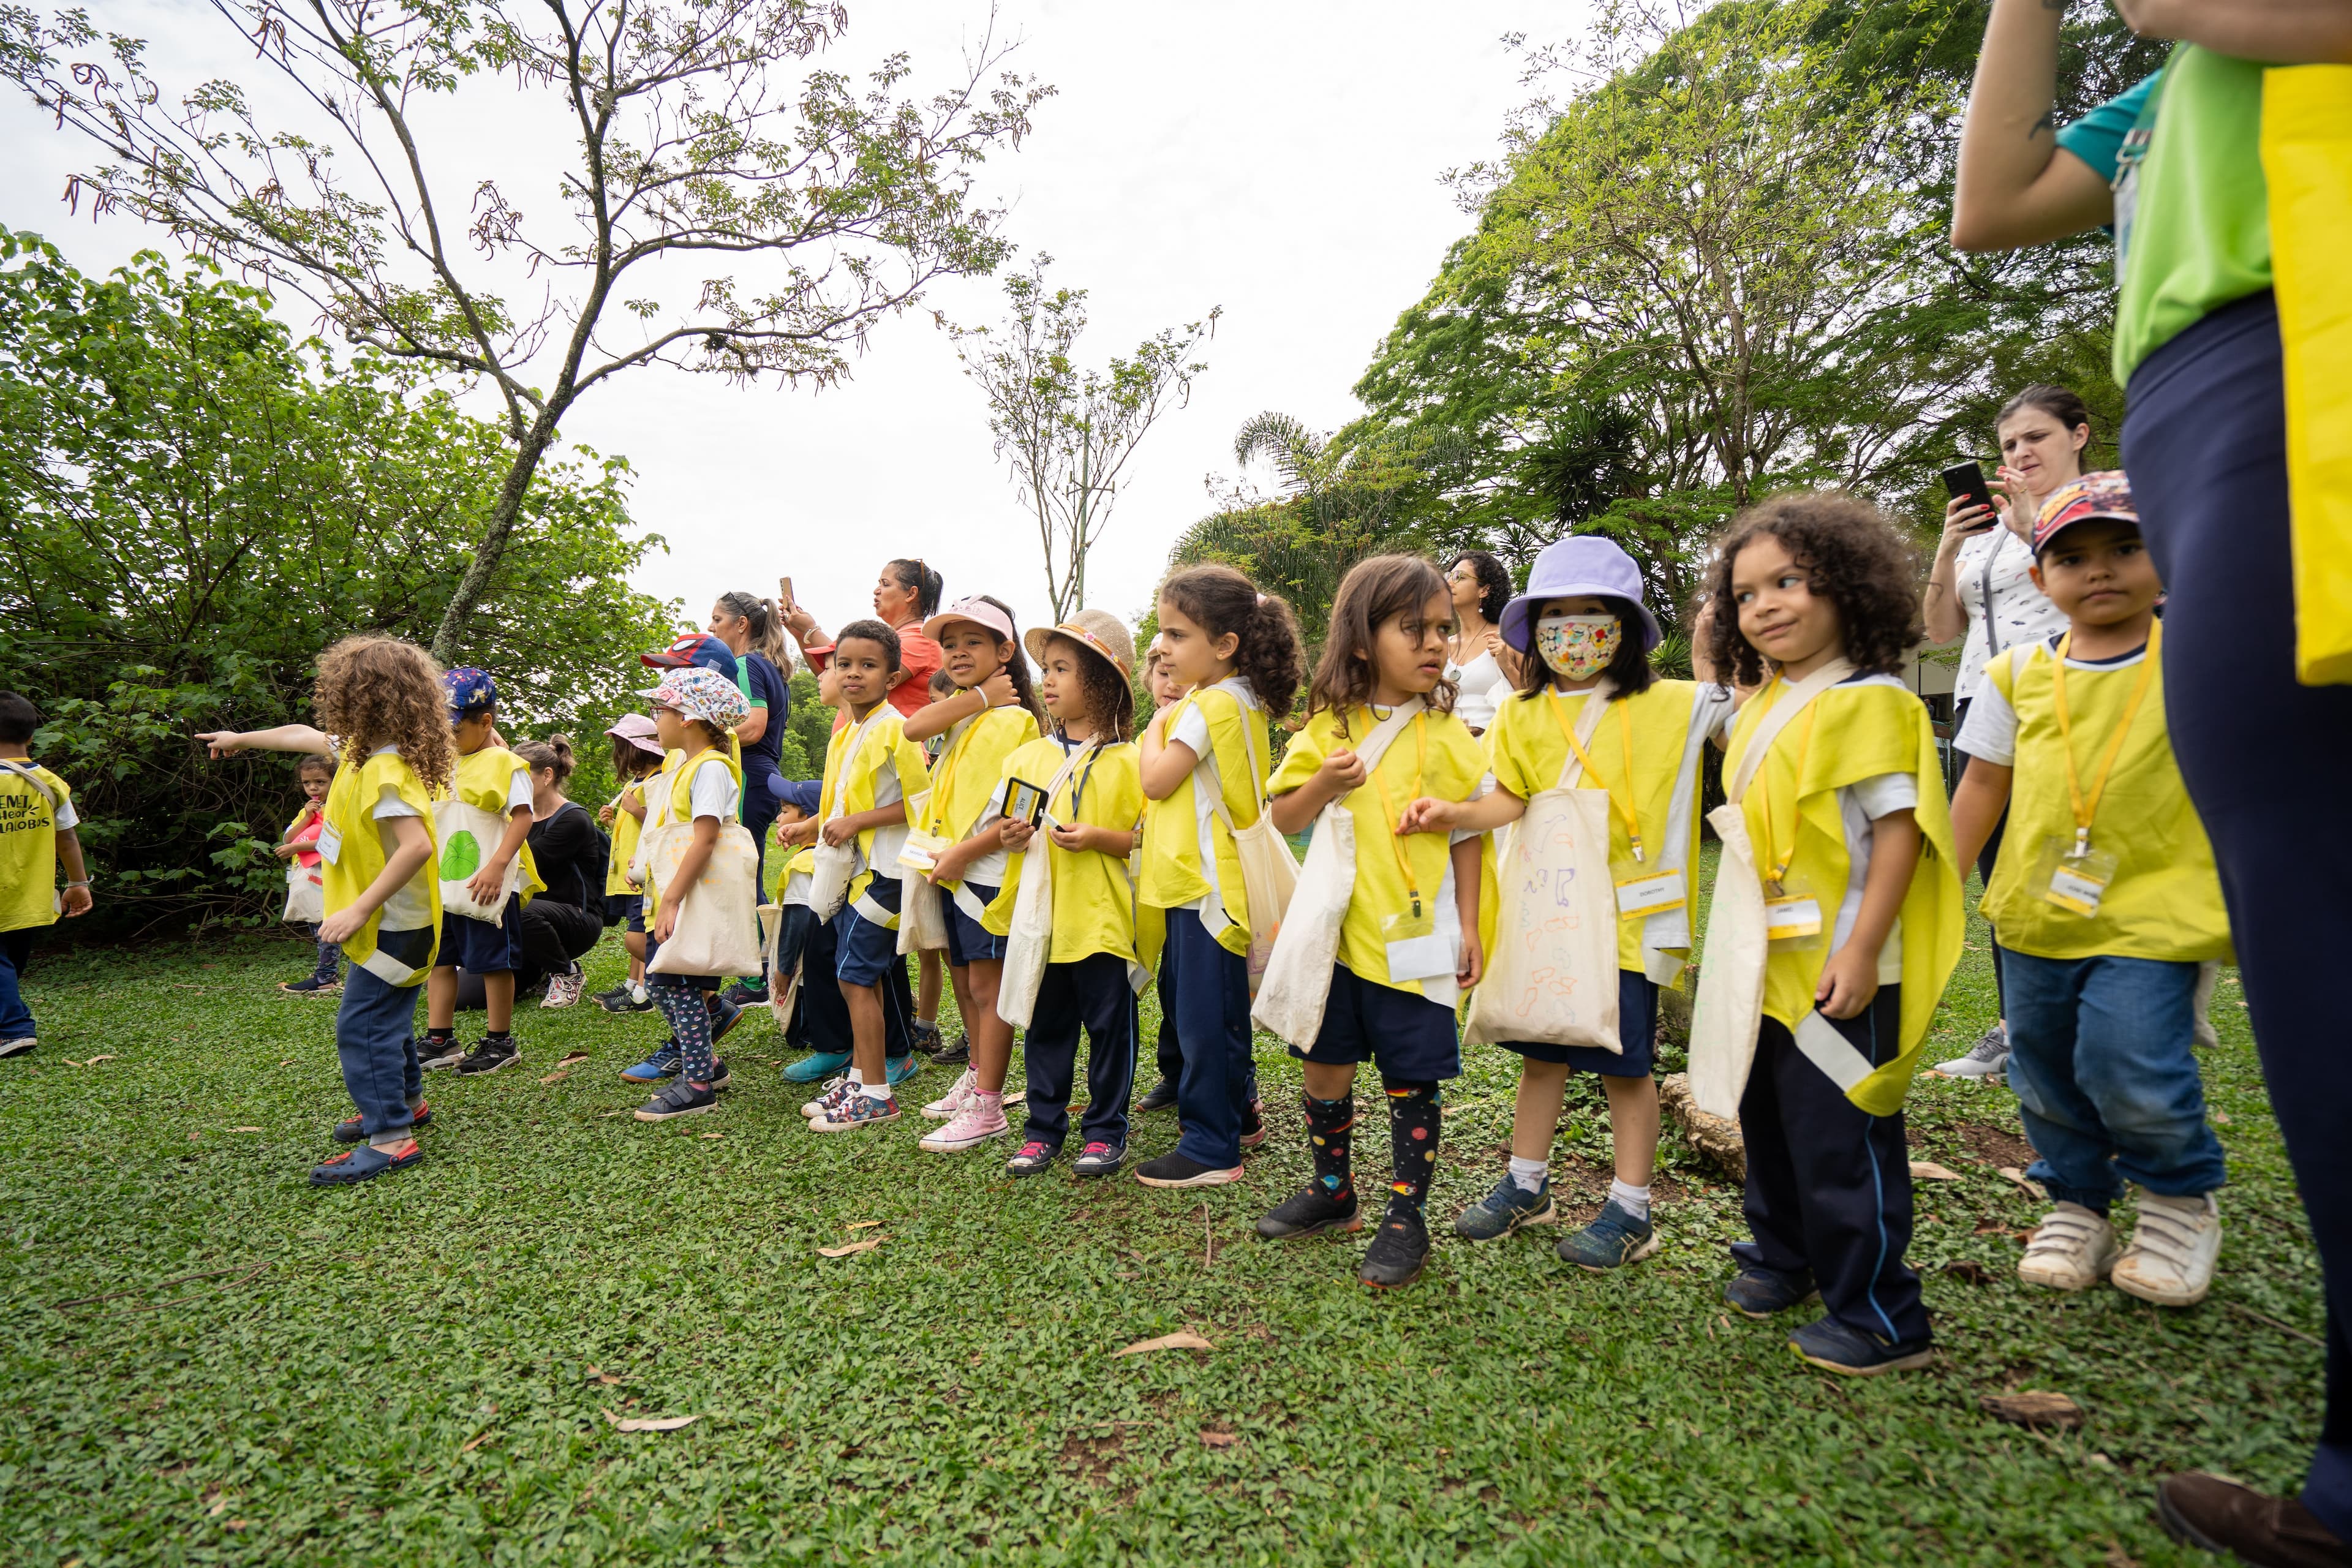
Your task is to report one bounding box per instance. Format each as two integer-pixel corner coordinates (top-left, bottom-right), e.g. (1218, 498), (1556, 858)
(1449, 648), (1509, 733)
(1954, 525), (2068, 703)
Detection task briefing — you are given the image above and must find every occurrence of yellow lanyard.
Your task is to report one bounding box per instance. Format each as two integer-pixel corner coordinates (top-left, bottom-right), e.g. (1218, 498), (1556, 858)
(1548, 692), (1646, 862)
(2051, 622), (2159, 854)
(1746, 680), (1821, 890)
(1361, 707), (1432, 917)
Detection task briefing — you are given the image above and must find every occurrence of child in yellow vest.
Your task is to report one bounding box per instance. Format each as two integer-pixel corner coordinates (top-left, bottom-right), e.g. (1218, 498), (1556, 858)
(784, 620), (932, 1131)
(1699, 494), (1964, 1375)
(594, 715), (666, 1014)
(1134, 564), (1306, 1188)
(1257, 556), (1496, 1289)
(0, 692), (93, 1057)
(275, 754), (344, 995)
(421, 668), (543, 1076)
(197, 636), (450, 1184)
(629, 667), (753, 1121)
(989, 609), (1158, 1178)
(1951, 473), (2230, 1308)
(1406, 537), (1734, 1269)
(1136, 643), (1189, 1114)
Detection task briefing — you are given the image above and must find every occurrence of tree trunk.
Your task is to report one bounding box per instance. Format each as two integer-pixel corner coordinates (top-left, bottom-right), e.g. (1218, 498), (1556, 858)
(430, 402), (565, 665)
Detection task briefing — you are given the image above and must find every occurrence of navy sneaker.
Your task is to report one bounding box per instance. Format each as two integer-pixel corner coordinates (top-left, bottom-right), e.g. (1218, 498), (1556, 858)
(1723, 1265), (1820, 1320)
(910, 1019), (944, 1055)
(454, 1036), (522, 1076)
(1006, 1139), (1058, 1177)
(600, 984), (655, 1014)
(1256, 1185), (1363, 1239)
(1135, 1077), (1179, 1114)
(309, 1139), (421, 1185)
(1072, 1140), (1125, 1178)
(1454, 1175), (1557, 1241)
(720, 978), (769, 1008)
(1556, 1198), (1660, 1270)
(334, 1103), (432, 1144)
(708, 997), (745, 1044)
(279, 974), (341, 995)
(1789, 1316), (1934, 1376)
(621, 1045), (683, 1084)
(634, 1079), (718, 1121)
(784, 1049), (851, 1084)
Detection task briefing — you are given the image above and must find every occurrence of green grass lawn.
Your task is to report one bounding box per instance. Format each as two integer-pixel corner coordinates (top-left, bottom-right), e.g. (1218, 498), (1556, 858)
(0, 880), (2324, 1566)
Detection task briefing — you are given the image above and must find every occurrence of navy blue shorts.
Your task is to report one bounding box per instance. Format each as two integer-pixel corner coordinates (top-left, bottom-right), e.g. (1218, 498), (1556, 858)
(609, 892), (643, 930)
(443, 902), (522, 974)
(833, 875), (904, 988)
(643, 931), (722, 992)
(945, 881), (1006, 967)
(1498, 969), (1657, 1077)
(1292, 963), (1460, 1082)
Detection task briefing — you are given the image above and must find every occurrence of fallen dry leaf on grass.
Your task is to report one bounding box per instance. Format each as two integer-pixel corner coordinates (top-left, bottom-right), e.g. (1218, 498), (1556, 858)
(1908, 1161), (1962, 1182)
(1114, 1331), (1214, 1357)
(556, 1052), (590, 1068)
(601, 1409), (699, 1433)
(230, 1126), (263, 1134)
(818, 1239), (882, 1258)
(586, 1368), (627, 1386)
(1941, 1260), (1994, 1284)
(701, 1131), (725, 1140)
(847, 1220), (884, 1231)
(1996, 1167), (2048, 1199)
(460, 1430), (496, 1453)
(86, 1054), (117, 1064)
(1199, 1430), (1240, 1450)
(1979, 1390), (2084, 1430)
(538, 1070), (571, 1085)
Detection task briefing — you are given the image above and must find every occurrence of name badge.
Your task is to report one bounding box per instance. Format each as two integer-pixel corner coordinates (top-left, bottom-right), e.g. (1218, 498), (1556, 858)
(1382, 906), (1455, 983)
(317, 823), (344, 866)
(896, 831), (949, 874)
(2035, 837), (2117, 919)
(1763, 893), (1822, 949)
(1615, 867), (1685, 919)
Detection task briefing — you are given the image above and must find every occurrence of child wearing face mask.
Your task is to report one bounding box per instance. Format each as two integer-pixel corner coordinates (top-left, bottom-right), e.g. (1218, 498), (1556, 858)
(1404, 537), (1734, 1272)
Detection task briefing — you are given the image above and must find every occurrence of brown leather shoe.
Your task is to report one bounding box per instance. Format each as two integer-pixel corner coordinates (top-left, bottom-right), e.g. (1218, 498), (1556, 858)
(2158, 1472), (2352, 1567)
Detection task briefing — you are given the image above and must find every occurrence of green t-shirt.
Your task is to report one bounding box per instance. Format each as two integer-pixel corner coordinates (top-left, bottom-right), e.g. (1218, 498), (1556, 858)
(2060, 48), (2271, 385)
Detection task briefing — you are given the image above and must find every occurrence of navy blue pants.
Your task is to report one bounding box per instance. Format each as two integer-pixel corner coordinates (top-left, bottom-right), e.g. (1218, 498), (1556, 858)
(1733, 985), (1929, 1346)
(2127, 290), (2352, 1534)
(1163, 908), (1254, 1168)
(791, 905), (916, 1060)
(0, 928), (35, 1039)
(1022, 952), (1139, 1149)
(1154, 946), (1182, 1085)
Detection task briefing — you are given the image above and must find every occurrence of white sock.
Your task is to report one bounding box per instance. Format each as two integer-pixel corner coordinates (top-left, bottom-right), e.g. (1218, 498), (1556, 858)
(1608, 1178), (1653, 1221)
(1508, 1155), (1548, 1193)
(859, 1075), (893, 1102)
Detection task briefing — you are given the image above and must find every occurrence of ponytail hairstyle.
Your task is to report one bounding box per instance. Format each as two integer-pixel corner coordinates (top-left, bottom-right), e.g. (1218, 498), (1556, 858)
(1511, 595), (1657, 701)
(970, 594), (1044, 724)
(514, 734), (576, 786)
(716, 590), (790, 667)
(312, 635), (454, 791)
(1158, 563), (1305, 721)
(1308, 554), (1455, 727)
(887, 558), (945, 619)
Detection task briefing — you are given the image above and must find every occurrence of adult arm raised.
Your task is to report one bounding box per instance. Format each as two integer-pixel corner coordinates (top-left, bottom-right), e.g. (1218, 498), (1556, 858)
(1951, 0), (2116, 251)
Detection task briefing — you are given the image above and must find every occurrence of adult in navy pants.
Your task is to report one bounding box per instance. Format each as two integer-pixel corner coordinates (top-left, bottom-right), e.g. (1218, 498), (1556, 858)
(2126, 290), (2352, 1551)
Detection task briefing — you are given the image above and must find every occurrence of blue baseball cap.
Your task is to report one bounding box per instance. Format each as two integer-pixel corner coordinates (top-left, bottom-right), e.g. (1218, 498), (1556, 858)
(443, 666), (497, 718)
(1499, 536), (1662, 654)
(641, 633), (739, 682)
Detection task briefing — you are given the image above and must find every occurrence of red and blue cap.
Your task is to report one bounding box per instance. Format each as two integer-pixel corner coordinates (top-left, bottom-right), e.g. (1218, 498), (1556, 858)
(640, 633), (740, 682)
(2031, 471), (2138, 557)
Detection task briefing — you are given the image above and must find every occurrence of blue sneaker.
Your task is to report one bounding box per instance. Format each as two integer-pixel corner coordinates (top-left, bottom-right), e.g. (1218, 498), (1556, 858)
(1789, 1316), (1934, 1376)
(1453, 1175), (1558, 1241)
(885, 1052), (920, 1087)
(620, 1045), (682, 1084)
(1722, 1265), (1820, 1320)
(309, 1138), (421, 1185)
(1556, 1198), (1660, 1270)
(784, 1050), (851, 1083)
(709, 997), (745, 1043)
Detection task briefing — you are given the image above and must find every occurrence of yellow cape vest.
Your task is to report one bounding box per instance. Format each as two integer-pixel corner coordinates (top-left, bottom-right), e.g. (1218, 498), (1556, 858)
(0, 761), (72, 933)
(320, 750), (442, 982)
(645, 747), (744, 921)
(1137, 687), (1270, 959)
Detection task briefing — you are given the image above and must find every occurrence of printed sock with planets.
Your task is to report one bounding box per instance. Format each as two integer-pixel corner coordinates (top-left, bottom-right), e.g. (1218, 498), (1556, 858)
(1302, 1091), (1355, 1205)
(1383, 1079), (1441, 1220)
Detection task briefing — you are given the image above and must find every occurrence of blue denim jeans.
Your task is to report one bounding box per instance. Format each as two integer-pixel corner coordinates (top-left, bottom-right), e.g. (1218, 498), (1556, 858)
(336, 965), (423, 1139)
(2000, 948), (2228, 1211)
(0, 929), (34, 1039)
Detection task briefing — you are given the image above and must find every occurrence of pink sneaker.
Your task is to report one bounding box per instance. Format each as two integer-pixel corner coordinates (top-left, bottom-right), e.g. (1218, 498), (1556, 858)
(922, 1066), (978, 1121)
(919, 1093), (1010, 1153)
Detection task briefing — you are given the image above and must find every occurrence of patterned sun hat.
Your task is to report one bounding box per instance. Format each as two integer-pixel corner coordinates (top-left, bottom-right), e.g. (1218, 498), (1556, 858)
(2032, 471), (2138, 557)
(443, 666), (497, 718)
(638, 666), (748, 729)
(1024, 608), (1136, 677)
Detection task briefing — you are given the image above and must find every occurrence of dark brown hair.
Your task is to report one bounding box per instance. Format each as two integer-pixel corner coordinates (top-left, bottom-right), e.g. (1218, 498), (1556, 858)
(514, 734), (575, 785)
(295, 753), (337, 782)
(313, 636), (454, 790)
(1702, 492), (1923, 686)
(1044, 631), (1136, 742)
(1511, 594), (1657, 701)
(1158, 563), (1305, 721)
(1447, 549), (1513, 623)
(1996, 383), (2092, 442)
(1308, 554), (1455, 726)
(886, 559), (944, 619)
(947, 595), (1043, 724)
(834, 618), (901, 677)
(608, 733), (662, 780)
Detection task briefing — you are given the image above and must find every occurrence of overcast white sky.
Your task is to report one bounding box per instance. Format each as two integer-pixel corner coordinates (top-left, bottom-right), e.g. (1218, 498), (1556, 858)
(0, 1), (1580, 644)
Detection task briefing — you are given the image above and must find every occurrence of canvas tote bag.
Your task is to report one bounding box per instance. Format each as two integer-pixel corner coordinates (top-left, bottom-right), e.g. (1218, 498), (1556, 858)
(1196, 698), (1301, 995)
(644, 755), (764, 978)
(894, 790), (952, 957)
(434, 798), (524, 921)
(1463, 687), (1619, 1050)
(993, 741), (1099, 1030)
(1250, 702), (1424, 1049)
(1686, 659), (1855, 1118)
(283, 859), (326, 925)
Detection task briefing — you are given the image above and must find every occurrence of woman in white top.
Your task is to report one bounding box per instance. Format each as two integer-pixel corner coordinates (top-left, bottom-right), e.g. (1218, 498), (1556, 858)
(1442, 549), (1515, 735)
(1923, 383), (2087, 1076)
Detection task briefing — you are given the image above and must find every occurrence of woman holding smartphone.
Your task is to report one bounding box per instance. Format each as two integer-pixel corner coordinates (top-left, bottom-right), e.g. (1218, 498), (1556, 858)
(1923, 383), (2085, 1079)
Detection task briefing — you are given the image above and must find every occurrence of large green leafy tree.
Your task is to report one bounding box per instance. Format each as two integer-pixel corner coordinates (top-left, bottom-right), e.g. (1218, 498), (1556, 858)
(0, 232), (673, 929)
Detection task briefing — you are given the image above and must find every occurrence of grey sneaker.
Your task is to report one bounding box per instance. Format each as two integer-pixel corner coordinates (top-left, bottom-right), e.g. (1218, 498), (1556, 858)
(1934, 1020), (2010, 1079)
(1453, 1175), (1558, 1240)
(1555, 1197), (1660, 1270)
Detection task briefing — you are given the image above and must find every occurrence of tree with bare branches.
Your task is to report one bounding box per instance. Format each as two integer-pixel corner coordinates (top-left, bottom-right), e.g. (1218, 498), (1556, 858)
(1, 0), (1050, 660)
(950, 255), (1213, 623)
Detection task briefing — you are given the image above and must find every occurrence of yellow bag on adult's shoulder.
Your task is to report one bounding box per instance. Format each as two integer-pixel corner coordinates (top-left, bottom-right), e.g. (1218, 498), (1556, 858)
(2263, 64), (2352, 685)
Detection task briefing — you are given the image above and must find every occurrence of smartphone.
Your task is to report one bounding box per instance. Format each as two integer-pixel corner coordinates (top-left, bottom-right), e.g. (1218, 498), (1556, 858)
(777, 575), (795, 608)
(1940, 462), (1999, 530)
(1005, 777), (1049, 827)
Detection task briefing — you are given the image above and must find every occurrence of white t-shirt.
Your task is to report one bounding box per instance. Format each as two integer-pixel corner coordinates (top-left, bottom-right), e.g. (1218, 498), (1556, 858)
(1449, 649), (1509, 733)
(364, 745), (432, 936)
(1954, 526), (2068, 703)
(1956, 635), (2150, 767)
(1167, 676), (1262, 914)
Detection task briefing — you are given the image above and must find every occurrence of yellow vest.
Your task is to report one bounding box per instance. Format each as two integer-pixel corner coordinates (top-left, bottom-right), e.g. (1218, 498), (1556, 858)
(1724, 678), (1964, 1115)
(984, 736), (1164, 969)
(1137, 686), (1271, 958)
(1482, 679), (1714, 974)
(921, 705), (1039, 890)
(1978, 639), (2230, 963)
(445, 746), (546, 903)
(320, 748), (442, 984)
(605, 778), (651, 897)
(818, 708), (931, 905)
(0, 761), (72, 933)
(1267, 705), (1498, 999)
(644, 747), (742, 920)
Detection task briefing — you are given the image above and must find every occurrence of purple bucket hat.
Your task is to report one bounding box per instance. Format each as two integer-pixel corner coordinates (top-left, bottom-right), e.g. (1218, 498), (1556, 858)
(1499, 537), (1662, 654)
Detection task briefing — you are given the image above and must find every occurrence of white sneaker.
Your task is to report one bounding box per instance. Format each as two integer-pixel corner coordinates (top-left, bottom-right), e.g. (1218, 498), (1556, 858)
(2018, 1202), (2120, 1291)
(922, 1066), (979, 1121)
(1934, 1020), (2010, 1079)
(0, 1036), (34, 1058)
(2112, 1190), (2222, 1307)
(919, 1095), (1011, 1153)
(541, 965), (586, 1009)
(801, 1076), (853, 1120)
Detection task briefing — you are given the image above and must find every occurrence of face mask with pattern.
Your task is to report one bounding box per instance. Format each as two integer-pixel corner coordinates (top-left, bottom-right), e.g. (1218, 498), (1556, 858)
(1535, 615), (1622, 680)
